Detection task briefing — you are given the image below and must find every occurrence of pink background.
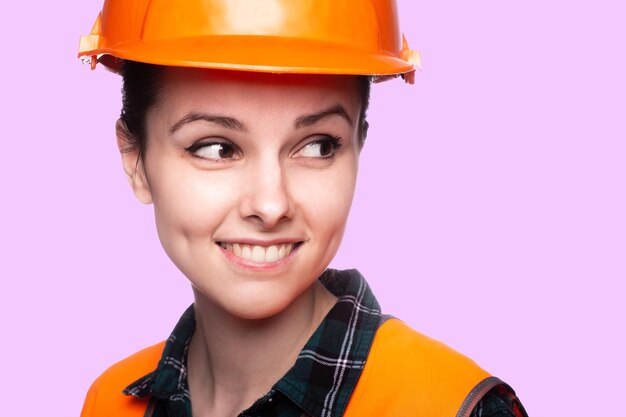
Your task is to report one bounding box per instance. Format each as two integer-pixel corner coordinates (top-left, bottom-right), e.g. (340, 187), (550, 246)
(2, 0), (624, 415)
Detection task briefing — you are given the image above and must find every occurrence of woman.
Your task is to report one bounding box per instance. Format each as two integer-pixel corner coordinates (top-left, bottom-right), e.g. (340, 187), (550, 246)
(78, 1), (527, 416)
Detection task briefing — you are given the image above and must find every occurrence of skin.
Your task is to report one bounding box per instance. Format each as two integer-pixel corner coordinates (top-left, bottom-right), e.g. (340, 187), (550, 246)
(117, 67), (364, 416)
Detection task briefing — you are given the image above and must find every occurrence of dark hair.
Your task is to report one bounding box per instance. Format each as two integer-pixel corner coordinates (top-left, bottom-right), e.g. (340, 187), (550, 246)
(119, 60), (371, 154)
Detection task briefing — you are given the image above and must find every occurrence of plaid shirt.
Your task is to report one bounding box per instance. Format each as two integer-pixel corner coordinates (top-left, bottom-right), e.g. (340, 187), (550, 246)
(123, 269), (527, 417)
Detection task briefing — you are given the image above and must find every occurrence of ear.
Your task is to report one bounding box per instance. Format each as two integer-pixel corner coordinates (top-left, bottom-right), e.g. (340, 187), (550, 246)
(116, 119), (153, 204)
(358, 119), (369, 151)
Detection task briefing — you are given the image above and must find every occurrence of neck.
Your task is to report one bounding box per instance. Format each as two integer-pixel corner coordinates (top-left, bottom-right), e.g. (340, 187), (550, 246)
(187, 280), (336, 417)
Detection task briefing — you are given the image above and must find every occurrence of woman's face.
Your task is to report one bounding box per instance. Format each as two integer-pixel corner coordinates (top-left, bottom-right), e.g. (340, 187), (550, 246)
(122, 68), (362, 320)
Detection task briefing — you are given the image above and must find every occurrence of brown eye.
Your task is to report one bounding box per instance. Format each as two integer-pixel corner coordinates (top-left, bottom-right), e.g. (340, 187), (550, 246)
(318, 141), (335, 157)
(295, 136), (343, 158)
(189, 142), (240, 161)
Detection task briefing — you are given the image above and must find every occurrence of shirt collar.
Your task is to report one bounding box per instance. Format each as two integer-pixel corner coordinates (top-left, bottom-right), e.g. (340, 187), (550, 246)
(123, 305), (195, 401)
(124, 269), (381, 417)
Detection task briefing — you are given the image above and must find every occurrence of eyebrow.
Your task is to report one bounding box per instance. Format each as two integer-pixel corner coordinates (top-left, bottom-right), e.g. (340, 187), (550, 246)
(169, 104), (353, 134)
(294, 105), (354, 129)
(169, 112), (248, 134)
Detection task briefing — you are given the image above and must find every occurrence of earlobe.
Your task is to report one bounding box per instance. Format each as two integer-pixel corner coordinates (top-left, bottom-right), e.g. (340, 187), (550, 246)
(115, 119), (153, 205)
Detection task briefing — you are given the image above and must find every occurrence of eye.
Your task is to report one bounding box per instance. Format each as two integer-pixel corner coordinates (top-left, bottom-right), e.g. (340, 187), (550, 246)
(186, 141), (240, 161)
(294, 136), (343, 158)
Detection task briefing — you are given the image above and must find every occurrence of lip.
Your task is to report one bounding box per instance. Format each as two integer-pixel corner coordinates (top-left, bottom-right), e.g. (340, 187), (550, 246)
(217, 238), (302, 246)
(216, 240), (303, 270)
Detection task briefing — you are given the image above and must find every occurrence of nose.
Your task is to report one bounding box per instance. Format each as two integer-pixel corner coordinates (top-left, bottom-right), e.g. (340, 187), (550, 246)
(239, 157), (295, 229)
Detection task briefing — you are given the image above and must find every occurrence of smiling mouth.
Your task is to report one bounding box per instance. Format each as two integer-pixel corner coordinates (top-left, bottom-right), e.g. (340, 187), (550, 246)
(218, 242), (300, 263)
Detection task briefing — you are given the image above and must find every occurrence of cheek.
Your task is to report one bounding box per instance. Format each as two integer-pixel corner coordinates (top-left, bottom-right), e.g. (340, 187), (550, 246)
(293, 156), (359, 237)
(145, 159), (236, 259)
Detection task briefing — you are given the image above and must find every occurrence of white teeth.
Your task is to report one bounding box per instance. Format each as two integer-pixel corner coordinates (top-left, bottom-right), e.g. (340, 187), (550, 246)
(241, 245), (252, 260)
(221, 242), (296, 262)
(266, 245), (279, 262)
(251, 245), (265, 262)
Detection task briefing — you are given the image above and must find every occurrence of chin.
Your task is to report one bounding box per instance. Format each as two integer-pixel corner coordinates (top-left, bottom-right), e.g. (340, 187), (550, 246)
(225, 302), (290, 321)
(200, 281), (311, 321)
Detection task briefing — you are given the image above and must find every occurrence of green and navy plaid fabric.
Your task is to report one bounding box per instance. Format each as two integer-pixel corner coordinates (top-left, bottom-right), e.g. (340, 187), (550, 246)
(471, 384), (528, 417)
(123, 269), (526, 417)
(124, 305), (195, 416)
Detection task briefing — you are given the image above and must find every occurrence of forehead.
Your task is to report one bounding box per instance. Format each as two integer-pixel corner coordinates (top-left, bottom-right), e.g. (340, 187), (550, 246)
(156, 67), (362, 114)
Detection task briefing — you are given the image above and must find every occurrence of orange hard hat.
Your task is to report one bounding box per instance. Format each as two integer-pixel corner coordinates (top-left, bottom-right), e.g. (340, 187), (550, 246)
(78, 0), (420, 81)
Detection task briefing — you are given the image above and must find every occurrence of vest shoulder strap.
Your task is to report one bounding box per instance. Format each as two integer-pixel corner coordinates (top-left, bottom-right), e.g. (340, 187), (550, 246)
(80, 341), (165, 417)
(343, 318), (493, 417)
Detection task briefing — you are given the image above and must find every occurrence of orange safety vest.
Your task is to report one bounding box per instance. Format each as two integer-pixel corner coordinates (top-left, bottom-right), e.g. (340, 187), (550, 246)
(81, 319), (497, 417)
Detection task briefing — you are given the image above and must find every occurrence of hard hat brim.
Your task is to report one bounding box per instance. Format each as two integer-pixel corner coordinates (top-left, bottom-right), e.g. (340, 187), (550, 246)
(80, 35), (414, 75)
